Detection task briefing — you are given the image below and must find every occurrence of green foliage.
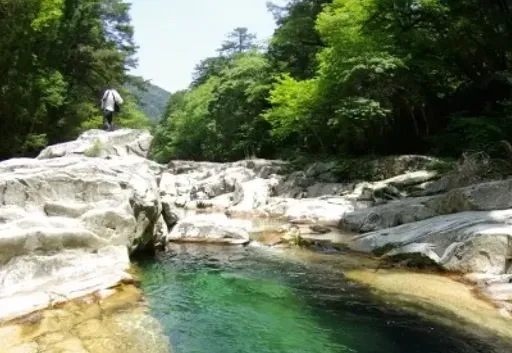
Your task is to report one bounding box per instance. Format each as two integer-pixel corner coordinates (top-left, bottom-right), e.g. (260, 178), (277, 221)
(267, 0), (332, 79)
(149, 0), (512, 167)
(263, 75), (320, 150)
(150, 50), (275, 162)
(0, 0), (142, 159)
(217, 27), (259, 55)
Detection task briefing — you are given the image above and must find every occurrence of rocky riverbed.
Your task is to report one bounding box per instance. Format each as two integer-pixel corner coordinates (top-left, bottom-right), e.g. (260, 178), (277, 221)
(1, 128), (512, 334)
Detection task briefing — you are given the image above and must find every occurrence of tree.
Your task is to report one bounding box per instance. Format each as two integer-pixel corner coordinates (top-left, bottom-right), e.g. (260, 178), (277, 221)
(0, 0), (144, 159)
(217, 27), (258, 55)
(191, 56), (231, 88)
(267, 0), (332, 79)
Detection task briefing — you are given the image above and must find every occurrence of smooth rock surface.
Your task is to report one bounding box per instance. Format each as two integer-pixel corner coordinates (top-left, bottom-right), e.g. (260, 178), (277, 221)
(37, 129), (153, 159)
(0, 134), (162, 321)
(350, 210), (512, 274)
(166, 213), (251, 245)
(341, 196), (439, 232)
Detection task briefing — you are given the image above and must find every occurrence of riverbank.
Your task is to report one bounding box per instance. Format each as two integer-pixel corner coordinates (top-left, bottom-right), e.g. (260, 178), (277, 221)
(1, 128), (512, 348)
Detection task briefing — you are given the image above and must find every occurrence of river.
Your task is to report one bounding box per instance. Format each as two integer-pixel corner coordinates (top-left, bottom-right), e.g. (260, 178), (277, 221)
(134, 243), (512, 353)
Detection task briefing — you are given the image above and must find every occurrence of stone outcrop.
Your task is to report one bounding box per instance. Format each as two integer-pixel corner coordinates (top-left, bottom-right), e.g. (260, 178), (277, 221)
(3, 128), (512, 321)
(157, 158), (440, 225)
(166, 213), (251, 245)
(155, 155), (512, 312)
(0, 130), (162, 322)
(37, 129), (153, 159)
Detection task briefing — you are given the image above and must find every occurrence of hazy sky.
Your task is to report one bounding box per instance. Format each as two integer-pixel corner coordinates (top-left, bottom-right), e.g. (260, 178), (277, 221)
(128, 0), (280, 93)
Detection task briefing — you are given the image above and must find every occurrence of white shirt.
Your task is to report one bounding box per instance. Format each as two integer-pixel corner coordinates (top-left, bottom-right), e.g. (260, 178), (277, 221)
(101, 89), (124, 112)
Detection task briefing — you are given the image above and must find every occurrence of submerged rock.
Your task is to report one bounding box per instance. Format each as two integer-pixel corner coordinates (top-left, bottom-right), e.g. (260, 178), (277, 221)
(1, 285), (170, 353)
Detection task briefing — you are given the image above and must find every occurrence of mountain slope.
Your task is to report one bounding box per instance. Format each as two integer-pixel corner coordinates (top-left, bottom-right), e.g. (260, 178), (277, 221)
(125, 82), (171, 123)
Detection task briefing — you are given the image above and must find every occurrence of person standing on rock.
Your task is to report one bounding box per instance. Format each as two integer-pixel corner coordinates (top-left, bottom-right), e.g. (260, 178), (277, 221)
(101, 87), (124, 131)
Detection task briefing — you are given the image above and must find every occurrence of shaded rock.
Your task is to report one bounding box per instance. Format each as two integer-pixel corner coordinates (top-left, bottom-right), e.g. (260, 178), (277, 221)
(429, 178), (512, 213)
(154, 215), (168, 248)
(306, 183), (350, 198)
(341, 196), (439, 233)
(309, 225), (331, 234)
(305, 161), (338, 182)
(383, 243), (443, 270)
(166, 214), (251, 245)
(441, 231), (511, 274)
(161, 196), (179, 229)
(37, 129), (153, 159)
(367, 155), (443, 180)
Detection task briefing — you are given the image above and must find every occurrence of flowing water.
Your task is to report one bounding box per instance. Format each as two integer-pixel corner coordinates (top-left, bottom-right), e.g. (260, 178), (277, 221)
(135, 243), (512, 353)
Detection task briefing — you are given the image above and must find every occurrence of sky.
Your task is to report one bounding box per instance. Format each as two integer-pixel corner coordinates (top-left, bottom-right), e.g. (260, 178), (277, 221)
(128, 0), (281, 93)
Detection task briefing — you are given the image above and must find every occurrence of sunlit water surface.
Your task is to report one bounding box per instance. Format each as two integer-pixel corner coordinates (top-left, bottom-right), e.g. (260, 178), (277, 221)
(135, 244), (512, 353)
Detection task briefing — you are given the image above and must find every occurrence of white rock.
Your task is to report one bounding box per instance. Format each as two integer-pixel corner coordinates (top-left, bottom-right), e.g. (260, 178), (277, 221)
(166, 213), (251, 245)
(229, 178), (278, 213)
(350, 209), (512, 274)
(284, 197), (356, 226)
(0, 131), (163, 322)
(37, 128), (153, 159)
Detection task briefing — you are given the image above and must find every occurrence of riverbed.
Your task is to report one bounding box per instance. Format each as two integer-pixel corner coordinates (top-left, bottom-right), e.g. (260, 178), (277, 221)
(133, 243), (512, 353)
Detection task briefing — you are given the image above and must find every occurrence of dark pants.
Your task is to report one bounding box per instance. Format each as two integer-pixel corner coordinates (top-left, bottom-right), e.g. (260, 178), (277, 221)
(103, 110), (114, 131)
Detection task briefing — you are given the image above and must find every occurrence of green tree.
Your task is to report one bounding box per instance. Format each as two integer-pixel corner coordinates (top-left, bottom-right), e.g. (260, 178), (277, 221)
(267, 0), (332, 79)
(0, 0), (143, 159)
(218, 27), (258, 55)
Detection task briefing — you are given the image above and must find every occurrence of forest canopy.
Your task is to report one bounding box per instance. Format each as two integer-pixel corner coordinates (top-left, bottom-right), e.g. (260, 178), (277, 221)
(150, 0), (512, 164)
(2, 0), (511, 163)
(0, 0), (150, 159)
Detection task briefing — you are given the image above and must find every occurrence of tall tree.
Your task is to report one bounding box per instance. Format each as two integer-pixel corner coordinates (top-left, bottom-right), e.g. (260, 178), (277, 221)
(0, 0), (145, 159)
(267, 0), (333, 79)
(191, 56), (231, 88)
(218, 27), (258, 55)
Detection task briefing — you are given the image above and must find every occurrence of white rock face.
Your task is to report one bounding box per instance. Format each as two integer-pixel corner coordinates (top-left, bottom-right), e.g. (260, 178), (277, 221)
(0, 139), (162, 322)
(229, 178), (278, 214)
(167, 214), (251, 245)
(350, 209), (512, 274)
(37, 128), (153, 159)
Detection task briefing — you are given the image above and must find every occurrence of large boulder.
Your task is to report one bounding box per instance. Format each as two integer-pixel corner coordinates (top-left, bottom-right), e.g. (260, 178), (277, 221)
(341, 196), (439, 233)
(37, 129), (153, 159)
(258, 196), (359, 226)
(0, 154), (162, 322)
(159, 159), (286, 212)
(166, 213), (251, 245)
(341, 178), (512, 234)
(350, 209), (512, 274)
(429, 178), (512, 213)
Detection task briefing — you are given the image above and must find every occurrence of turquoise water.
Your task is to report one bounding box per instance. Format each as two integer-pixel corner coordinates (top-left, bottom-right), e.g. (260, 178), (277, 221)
(135, 244), (511, 353)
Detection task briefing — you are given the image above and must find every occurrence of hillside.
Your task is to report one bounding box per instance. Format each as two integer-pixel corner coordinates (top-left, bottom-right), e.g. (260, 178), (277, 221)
(125, 82), (171, 124)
